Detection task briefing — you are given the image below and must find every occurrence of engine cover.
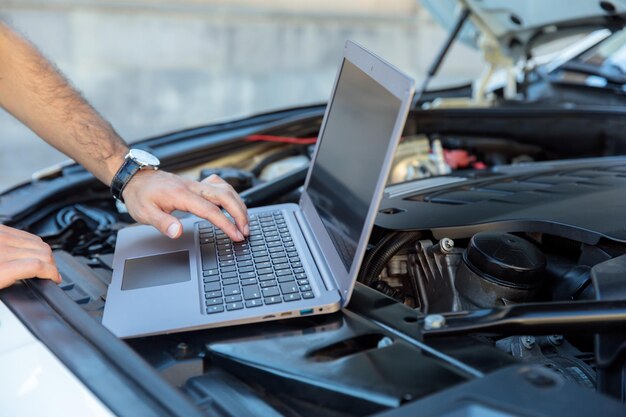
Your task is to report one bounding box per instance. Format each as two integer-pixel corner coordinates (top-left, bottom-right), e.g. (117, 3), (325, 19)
(376, 157), (626, 244)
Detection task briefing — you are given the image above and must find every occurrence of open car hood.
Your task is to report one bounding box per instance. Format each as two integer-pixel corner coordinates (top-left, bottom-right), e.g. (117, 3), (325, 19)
(421, 0), (626, 61)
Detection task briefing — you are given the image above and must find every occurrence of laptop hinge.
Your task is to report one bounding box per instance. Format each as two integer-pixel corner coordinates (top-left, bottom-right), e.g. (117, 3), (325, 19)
(293, 210), (338, 293)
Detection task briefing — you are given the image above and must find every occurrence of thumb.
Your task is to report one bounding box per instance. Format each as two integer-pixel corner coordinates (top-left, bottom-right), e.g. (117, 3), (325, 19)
(145, 207), (183, 239)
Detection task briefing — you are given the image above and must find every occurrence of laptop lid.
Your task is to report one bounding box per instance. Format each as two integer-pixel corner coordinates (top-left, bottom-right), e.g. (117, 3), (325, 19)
(298, 41), (415, 306)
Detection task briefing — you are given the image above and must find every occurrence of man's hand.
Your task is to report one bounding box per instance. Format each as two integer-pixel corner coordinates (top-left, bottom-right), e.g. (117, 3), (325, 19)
(122, 170), (249, 241)
(0, 225), (62, 290)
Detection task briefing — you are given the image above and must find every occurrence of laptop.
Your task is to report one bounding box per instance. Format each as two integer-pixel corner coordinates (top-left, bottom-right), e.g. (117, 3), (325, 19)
(103, 41), (415, 338)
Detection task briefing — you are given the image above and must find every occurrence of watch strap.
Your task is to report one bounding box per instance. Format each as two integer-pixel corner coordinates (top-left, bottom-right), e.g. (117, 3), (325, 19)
(111, 157), (141, 202)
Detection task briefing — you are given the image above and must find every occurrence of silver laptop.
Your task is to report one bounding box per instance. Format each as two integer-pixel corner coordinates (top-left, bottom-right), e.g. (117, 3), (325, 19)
(103, 41), (415, 338)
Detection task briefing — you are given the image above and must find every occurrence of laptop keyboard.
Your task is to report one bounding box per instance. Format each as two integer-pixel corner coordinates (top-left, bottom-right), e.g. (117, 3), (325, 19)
(197, 211), (315, 314)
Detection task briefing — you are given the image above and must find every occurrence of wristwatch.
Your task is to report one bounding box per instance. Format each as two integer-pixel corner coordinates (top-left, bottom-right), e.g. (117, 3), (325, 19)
(111, 149), (160, 202)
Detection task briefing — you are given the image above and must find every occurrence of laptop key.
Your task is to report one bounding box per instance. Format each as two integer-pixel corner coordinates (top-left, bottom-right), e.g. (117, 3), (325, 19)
(272, 257), (288, 265)
(220, 260), (235, 267)
(238, 260), (253, 268)
(297, 279), (309, 286)
(243, 285), (261, 300)
(205, 291), (222, 298)
(239, 271), (257, 280)
(277, 275), (294, 283)
(204, 282), (221, 292)
(222, 278), (239, 286)
(200, 243), (218, 271)
(276, 269), (292, 277)
(221, 265), (236, 273)
(254, 256), (270, 263)
(240, 278), (257, 286)
(205, 297), (223, 306)
(222, 271), (238, 279)
(260, 280), (278, 288)
(203, 275), (220, 283)
(302, 291), (315, 299)
(225, 295), (242, 303)
(279, 282), (298, 294)
(197, 221), (211, 229)
(226, 302), (244, 311)
(238, 266), (254, 273)
(284, 293), (301, 302)
(267, 241), (281, 248)
(262, 287), (280, 297)
(219, 254), (234, 261)
(293, 268), (305, 274)
(206, 305), (224, 314)
(258, 274), (275, 282)
(236, 254), (252, 262)
(300, 285), (312, 292)
(269, 247), (284, 253)
(223, 284), (241, 295)
(264, 296), (282, 305)
(203, 269), (219, 277)
(245, 299), (263, 308)
(294, 272), (307, 280)
(274, 263), (290, 271)
(257, 267), (273, 275)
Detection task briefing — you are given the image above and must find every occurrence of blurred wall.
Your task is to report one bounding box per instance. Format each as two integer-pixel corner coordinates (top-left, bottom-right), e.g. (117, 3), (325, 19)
(0, 0), (483, 190)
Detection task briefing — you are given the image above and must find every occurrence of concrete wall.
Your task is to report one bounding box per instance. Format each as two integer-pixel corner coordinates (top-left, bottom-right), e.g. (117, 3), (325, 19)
(0, 1), (483, 190)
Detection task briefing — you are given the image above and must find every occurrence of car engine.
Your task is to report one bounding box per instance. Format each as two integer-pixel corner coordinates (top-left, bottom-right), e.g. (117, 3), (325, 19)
(4, 110), (626, 415)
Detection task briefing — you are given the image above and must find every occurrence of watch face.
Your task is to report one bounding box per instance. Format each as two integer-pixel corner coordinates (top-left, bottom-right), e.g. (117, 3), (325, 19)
(128, 149), (160, 167)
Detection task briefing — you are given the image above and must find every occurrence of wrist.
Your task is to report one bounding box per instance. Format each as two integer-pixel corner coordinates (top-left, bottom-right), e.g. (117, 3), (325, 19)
(103, 146), (130, 185)
(110, 149), (160, 202)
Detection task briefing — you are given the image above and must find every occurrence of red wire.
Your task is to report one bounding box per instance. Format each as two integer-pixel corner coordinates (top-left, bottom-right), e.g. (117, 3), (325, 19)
(245, 135), (317, 145)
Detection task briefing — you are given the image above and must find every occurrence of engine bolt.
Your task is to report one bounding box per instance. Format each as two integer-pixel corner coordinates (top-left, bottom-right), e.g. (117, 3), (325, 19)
(548, 335), (564, 346)
(521, 335), (536, 350)
(176, 342), (190, 355)
(440, 238), (454, 253)
(424, 314), (446, 330)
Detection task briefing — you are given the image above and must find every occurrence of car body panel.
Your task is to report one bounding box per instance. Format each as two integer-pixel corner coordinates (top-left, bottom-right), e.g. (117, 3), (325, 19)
(0, 301), (114, 417)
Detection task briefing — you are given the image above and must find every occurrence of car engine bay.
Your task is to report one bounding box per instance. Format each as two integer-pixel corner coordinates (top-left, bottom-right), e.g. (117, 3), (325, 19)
(2, 107), (626, 415)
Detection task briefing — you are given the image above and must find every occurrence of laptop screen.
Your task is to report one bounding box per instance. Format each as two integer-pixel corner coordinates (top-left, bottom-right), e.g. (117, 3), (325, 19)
(305, 59), (403, 271)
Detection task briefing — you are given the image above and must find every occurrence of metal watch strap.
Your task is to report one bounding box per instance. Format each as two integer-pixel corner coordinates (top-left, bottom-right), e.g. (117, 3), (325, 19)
(111, 158), (141, 202)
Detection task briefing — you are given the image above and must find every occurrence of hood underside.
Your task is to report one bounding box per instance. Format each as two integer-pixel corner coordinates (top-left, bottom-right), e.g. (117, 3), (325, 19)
(422, 0), (626, 60)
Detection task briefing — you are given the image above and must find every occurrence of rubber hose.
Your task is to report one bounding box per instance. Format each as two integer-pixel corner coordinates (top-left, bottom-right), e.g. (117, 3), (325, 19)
(364, 231), (423, 286)
(357, 231), (402, 284)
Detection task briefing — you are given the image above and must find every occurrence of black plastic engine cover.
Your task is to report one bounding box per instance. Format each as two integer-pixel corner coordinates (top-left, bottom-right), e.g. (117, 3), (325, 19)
(376, 157), (626, 244)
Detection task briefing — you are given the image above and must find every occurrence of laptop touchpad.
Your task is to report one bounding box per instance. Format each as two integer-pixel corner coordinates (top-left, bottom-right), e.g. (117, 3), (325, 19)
(122, 250), (191, 291)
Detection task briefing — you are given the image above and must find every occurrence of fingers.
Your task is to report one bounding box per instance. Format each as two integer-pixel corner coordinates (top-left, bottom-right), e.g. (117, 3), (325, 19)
(182, 193), (245, 241)
(141, 206), (183, 239)
(0, 258), (61, 289)
(194, 176), (249, 236)
(122, 170), (249, 241)
(0, 228), (48, 251)
(0, 228), (61, 290)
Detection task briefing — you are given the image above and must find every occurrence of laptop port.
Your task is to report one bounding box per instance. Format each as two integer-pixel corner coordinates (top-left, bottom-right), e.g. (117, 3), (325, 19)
(299, 309), (314, 316)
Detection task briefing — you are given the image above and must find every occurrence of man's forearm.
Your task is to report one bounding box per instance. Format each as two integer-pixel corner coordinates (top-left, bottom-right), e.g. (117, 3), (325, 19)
(0, 22), (127, 185)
